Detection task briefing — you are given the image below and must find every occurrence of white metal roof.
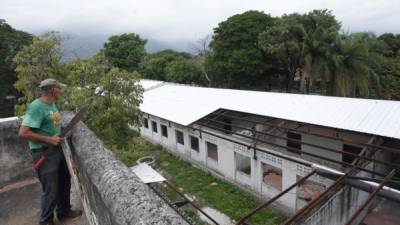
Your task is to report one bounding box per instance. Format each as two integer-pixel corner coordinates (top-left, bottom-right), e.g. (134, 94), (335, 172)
(139, 81), (400, 139)
(139, 79), (165, 91)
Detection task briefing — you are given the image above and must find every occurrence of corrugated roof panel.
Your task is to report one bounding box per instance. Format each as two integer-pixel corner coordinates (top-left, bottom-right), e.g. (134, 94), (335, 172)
(357, 102), (394, 135)
(339, 101), (374, 130)
(139, 81), (400, 139)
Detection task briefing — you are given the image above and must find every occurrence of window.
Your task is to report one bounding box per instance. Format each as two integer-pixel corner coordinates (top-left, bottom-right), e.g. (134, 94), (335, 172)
(342, 144), (362, 165)
(161, 124), (168, 138)
(287, 132), (301, 154)
(261, 163), (282, 190)
(176, 130), (184, 145)
(207, 142), (218, 161)
(190, 136), (199, 152)
(152, 121), (158, 133)
(297, 177), (325, 201)
(144, 118), (149, 128)
(236, 153), (251, 175)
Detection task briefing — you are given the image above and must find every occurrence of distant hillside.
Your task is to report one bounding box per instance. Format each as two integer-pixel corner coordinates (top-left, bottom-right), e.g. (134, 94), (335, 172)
(59, 33), (195, 61)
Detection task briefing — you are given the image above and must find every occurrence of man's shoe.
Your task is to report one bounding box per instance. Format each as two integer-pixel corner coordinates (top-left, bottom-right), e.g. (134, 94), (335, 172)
(58, 209), (83, 220)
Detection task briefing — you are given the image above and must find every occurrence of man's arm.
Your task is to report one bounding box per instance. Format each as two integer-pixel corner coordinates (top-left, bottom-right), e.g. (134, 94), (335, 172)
(19, 125), (63, 147)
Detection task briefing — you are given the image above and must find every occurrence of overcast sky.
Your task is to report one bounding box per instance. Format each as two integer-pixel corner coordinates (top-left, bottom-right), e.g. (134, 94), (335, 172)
(1, 0), (399, 42)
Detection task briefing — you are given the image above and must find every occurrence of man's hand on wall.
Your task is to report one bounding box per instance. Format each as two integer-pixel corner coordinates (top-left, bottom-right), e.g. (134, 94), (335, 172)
(48, 135), (64, 146)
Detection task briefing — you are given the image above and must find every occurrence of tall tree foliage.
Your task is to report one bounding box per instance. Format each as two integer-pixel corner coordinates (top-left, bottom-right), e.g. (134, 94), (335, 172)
(302, 10), (340, 93)
(321, 33), (384, 97)
(141, 50), (203, 84)
(207, 11), (276, 89)
(102, 33), (147, 72)
(13, 32), (66, 115)
(164, 57), (203, 84)
(66, 62), (143, 144)
(259, 13), (307, 92)
(378, 33), (400, 57)
(259, 10), (341, 93)
(13, 32), (143, 144)
(378, 33), (400, 99)
(141, 50), (191, 80)
(0, 20), (32, 103)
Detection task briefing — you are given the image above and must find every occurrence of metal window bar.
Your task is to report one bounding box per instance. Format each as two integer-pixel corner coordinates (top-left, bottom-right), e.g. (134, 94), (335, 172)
(316, 172), (400, 187)
(315, 171), (400, 203)
(201, 109), (228, 126)
(190, 124), (400, 224)
(235, 171), (316, 225)
(281, 166), (358, 225)
(206, 110), (400, 155)
(343, 169), (396, 225)
(301, 188), (344, 225)
(280, 138), (376, 225)
(164, 181), (220, 225)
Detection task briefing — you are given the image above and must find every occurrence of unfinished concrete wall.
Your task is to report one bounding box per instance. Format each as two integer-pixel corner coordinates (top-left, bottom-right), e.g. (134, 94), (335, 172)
(0, 117), (33, 187)
(62, 113), (189, 225)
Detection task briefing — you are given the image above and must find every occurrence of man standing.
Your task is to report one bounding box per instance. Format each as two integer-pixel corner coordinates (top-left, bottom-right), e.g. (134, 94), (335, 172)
(19, 79), (82, 225)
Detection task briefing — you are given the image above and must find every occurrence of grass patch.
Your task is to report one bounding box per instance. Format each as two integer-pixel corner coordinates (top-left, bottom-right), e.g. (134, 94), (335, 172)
(113, 137), (286, 225)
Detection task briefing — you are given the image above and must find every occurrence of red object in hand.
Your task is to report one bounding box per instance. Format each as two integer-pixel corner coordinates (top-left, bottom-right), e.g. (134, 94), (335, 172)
(32, 155), (46, 169)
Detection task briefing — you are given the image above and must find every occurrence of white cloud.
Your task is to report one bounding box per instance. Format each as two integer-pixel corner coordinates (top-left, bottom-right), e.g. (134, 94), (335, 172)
(1, 0), (399, 42)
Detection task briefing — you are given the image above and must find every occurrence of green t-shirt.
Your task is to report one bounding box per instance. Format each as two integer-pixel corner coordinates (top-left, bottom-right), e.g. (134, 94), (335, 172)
(21, 98), (62, 150)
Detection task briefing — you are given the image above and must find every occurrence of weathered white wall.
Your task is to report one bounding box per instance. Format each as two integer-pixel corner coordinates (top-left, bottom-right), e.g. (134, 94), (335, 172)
(141, 114), (333, 213)
(141, 113), (400, 225)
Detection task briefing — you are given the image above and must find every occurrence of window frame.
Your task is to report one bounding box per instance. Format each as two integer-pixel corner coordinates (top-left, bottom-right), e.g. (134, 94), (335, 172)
(161, 124), (168, 138)
(206, 141), (218, 162)
(151, 121), (158, 133)
(287, 132), (302, 154)
(190, 135), (199, 152)
(176, 130), (184, 145)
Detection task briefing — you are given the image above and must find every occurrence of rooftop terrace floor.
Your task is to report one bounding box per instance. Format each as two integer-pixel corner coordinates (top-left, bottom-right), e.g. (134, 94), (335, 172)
(0, 177), (88, 225)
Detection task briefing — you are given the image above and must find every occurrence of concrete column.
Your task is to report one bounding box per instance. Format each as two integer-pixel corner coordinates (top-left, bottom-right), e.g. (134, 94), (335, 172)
(282, 159), (297, 212)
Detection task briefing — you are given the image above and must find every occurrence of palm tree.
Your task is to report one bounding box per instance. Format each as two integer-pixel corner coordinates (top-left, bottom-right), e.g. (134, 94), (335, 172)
(322, 33), (382, 97)
(302, 9), (340, 94)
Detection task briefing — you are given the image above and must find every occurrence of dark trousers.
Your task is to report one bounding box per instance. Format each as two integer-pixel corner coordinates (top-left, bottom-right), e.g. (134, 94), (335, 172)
(32, 147), (71, 225)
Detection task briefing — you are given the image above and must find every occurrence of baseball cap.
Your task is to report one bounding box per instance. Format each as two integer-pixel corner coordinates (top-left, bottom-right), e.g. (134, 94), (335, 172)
(39, 78), (66, 89)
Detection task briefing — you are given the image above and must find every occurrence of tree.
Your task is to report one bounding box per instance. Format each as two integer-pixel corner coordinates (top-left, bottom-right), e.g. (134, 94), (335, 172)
(259, 13), (306, 92)
(193, 35), (212, 86)
(302, 10), (340, 93)
(207, 11), (276, 89)
(102, 33), (147, 72)
(13, 32), (66, 115)
(65, 52), (111, 87)
(378, 33), (400, 57)
(164, 57), (203, 84)
(141, 50), (191, 80)
(377, 33), (400, 99)
(13, 32), (143, 144)
(321, 33), (383, 97)
(379, 57), (400, 99)
(66, 66), (143, 144)
(0, 20), (32, 105)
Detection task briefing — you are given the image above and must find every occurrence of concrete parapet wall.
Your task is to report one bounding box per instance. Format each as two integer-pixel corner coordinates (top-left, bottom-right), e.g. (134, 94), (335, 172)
(0, 114), (188, 225)
(0, 117), (33, 187)
(62, 113), (189, 225)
